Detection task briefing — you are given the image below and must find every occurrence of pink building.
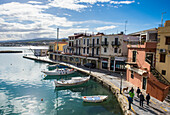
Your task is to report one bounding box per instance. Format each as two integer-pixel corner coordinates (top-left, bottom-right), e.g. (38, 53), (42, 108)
(126, 29), (169, 101)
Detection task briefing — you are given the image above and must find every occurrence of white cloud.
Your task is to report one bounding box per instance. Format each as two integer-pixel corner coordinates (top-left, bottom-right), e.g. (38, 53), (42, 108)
(48, 0), (135, 11)
(27, 1), (43, 4)
(0, 1), (132, 41)
(110, 1), (135, 4)
(95, 25), (117, 31)
(48, 0), (88, 11)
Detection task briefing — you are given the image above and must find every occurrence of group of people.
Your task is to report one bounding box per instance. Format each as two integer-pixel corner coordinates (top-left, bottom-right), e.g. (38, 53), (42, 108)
(128, 87), (150, 110)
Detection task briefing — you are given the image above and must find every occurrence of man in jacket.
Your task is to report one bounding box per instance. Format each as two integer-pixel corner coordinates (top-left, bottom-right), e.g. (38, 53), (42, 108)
(139, 92), (144, 107)
(136, 87), (141, 98)
(146, 93), (150, 106)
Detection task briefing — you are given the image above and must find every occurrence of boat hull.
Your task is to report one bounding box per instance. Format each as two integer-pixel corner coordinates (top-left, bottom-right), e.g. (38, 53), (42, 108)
(42, 69), (76, 76)
(54, 76), (90, 87)
(82, 95), (108, 103)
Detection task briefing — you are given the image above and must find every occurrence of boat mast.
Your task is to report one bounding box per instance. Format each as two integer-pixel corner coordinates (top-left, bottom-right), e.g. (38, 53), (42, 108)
(57, 28), (59, 60)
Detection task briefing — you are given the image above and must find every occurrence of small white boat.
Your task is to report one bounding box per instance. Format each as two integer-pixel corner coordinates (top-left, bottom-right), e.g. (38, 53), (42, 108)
(82, 95), (108, 103)
(41, 68), (76, 76)
(54, 76), (90, 87)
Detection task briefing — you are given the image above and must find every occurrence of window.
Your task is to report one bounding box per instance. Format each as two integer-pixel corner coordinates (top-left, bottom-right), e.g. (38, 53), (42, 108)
(162, 70), (166, 75)
(83, 38), (86, 45)
(87, 47), (89, 54)
(104, 48), (107, 53)
(165, 37), (170, 45)
(97, 38), (99, 44)
(83, 47), (86, 54)
(102, 62), (108, 69)
(114, 48), (118, 53)
(96, 47), (99, 55)
(131, 71), (134, 79)
(87, 39), (89, 46)
(104, 38), (107, 43)
(119, 49), (121, 53)
(160, 54), (166, 62)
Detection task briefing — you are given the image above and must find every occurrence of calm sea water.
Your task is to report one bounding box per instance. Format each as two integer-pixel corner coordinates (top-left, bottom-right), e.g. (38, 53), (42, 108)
(0, 47), (123, 115)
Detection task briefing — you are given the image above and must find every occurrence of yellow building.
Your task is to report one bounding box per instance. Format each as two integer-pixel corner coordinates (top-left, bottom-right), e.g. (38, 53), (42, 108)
(49, 42), (68, 52)
(156, 20), (170, 82)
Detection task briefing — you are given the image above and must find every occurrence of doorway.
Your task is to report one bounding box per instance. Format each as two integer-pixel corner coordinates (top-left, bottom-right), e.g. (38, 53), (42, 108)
(132, 51), (137, 62)
(142, 77), (147, 90)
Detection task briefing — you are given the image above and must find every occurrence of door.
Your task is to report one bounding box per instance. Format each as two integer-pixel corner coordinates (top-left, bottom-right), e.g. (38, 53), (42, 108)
(142, 77), (147, 90)
(104, 38), (107, 44)
(132, 51), (136, 62)
(115, 38), (118, 45)
(92, 48), (94, 56)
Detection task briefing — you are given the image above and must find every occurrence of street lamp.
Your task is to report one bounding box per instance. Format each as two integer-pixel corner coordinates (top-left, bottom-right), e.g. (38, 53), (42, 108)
(120, 72), (123, 94)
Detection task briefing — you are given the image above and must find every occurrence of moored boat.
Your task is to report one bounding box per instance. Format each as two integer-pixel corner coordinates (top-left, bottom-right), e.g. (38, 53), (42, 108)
(54, 76), (90, 87)
(41, 68), (76, 76)
(82, 95), (108, 103)
(47, 64), (68, 69)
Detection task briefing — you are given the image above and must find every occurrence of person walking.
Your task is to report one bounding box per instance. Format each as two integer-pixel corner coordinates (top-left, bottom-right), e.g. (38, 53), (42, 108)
(146, 93), (150, 106)
(128, 96), (133, 110)
(136, 87), (141, 98)
(139, 92), (144, 107)
(129, 87), (134, 93)
(129, 91), (135, 103)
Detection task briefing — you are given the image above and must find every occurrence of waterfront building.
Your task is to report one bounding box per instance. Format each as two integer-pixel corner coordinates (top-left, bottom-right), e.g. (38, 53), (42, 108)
(48, 42), (68, 60)
(61, 32), (139, 72)
(126, 28), (169, 101)
(33, 49), (48, 56)
(156, 20), (170, 82)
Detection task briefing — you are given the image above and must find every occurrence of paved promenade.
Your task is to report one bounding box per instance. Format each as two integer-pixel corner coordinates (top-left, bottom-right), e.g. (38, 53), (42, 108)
(23, 55), (170, 115)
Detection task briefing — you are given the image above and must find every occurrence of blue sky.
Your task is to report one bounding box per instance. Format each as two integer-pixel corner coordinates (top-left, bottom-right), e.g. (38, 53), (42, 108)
(0, 0), (169, 41)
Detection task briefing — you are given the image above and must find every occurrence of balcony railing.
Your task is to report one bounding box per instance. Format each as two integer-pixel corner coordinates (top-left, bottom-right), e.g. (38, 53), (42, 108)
(95, 44), (100, 47)
(112, 41), (121, 46)
(101, 42), (109, 46)
(48, 49), (53, 52)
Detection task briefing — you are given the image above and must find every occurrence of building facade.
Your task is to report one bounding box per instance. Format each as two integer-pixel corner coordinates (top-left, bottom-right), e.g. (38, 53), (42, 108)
(48, 42), (68, 60)
(156, 20), (170, 82)
(61, 33), (139, 72)
(126, 28), (169, 101)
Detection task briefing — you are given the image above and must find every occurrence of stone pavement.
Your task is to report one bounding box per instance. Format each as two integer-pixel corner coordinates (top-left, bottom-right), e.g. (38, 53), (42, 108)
(86, 68), (170, 115)
(23, 55), (170, 115)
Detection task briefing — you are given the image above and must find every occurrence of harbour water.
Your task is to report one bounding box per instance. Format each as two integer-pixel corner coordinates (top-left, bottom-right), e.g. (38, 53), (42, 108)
(0, 47), (123, 115)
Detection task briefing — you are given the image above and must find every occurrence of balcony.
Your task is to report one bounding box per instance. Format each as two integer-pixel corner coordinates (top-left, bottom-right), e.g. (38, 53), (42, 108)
(73, 44), (78, 47)
(95, 44), (100, 47)
(89, 44), (95, 47)
(48, 49), (53, 52)
(101, 42), (109, 46)
(112, 41), (121, 47)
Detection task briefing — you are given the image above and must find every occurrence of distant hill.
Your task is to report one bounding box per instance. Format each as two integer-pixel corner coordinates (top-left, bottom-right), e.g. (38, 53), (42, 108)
(0, 38), (68, 43)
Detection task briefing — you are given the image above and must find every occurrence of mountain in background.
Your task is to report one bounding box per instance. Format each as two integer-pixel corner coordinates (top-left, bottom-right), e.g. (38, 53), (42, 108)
(0, 38), (68, 43)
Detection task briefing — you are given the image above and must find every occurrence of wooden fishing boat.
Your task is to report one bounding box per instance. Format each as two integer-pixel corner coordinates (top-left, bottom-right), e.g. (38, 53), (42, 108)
(54, 76), (90, 87)
(82, 95), (108, 103)
(41, 68), (76, 75)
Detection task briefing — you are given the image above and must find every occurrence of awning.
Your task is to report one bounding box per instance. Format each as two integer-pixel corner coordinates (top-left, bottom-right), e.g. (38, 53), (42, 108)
(125, 65), (147, 75)
(87, 57), (98, 60)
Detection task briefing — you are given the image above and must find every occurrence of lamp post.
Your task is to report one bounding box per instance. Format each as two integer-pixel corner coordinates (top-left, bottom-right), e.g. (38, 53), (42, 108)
(120, 72), (123, 94)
